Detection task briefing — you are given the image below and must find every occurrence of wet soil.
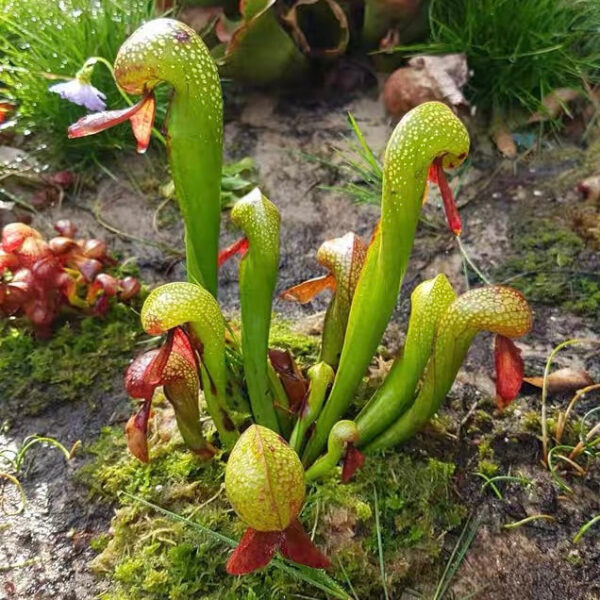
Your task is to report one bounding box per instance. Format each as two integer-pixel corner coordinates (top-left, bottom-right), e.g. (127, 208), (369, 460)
(1, 88), (599, 599)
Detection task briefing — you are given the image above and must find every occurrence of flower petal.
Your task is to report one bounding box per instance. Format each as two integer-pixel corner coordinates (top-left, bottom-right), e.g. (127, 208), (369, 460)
(226, 527), (281, 575)
(50, 79), (106, 112)
(494, 334), (524, 410)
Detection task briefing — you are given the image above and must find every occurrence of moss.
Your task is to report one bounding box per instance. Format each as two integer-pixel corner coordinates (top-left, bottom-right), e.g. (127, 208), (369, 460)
(496, 218), (600, 318)
(268, 319), (320, 364)
(0, 302), (141, 421)
(478, 460), (499, 477)
(521, 411), (541, 432)
(81, 421), (465, 599)
(476, 437), (499, 475)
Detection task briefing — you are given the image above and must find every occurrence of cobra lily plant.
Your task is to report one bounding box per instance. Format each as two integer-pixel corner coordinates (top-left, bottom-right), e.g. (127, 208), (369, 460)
(68, 18), (532, 576)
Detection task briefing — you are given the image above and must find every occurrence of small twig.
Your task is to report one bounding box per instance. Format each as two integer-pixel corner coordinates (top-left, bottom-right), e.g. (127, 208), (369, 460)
(152, 196), (173, 234)
(456, 400), (480, 439)
(0, 558), (37, 572)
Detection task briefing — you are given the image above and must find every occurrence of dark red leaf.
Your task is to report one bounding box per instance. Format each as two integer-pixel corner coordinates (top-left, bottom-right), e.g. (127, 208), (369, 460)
(494, 334), (524, 410)
(226, 527), (281, 575)
(280, 519), (330, 569)
(268, 349), (308, 413)
(341, 443), (365, 483)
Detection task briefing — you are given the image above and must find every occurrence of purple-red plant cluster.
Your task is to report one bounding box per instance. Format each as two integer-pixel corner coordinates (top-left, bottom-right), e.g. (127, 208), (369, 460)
(0, 220), (140, 336)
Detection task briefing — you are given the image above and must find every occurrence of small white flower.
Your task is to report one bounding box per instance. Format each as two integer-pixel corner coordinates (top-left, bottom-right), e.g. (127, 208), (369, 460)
(49, 77), (106, 112)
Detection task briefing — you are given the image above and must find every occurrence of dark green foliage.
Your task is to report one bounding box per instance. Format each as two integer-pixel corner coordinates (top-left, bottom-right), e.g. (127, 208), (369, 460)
(408, 0), (600, 114)
(496, 218), (600, 317)
(322, 113), (383, 206)
(0, 303), (140, 420)
(81, 423), (465, 599)
(0, 0), (166, 161)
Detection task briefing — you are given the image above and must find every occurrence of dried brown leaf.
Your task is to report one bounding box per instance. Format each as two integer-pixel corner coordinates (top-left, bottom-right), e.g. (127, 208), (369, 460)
(524, 367), (594, 394)
(490, 122), (517, 158)
(528, 88), (580, 123)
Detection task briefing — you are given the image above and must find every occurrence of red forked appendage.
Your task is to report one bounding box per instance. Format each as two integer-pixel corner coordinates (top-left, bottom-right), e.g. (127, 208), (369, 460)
(494, 334), (525, 410)
(226, 519), (330, 575)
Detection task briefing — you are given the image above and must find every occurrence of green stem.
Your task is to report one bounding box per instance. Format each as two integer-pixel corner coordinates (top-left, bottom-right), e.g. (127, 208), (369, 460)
(355, 274), (456, 446)
(363, 286), (532, 452)
(303, 102), (470, 465)
(114, 19), (223, 295)
(290, 362), (335, 454)
(304, 420), (359, 482)
(231, 188), (281, 432)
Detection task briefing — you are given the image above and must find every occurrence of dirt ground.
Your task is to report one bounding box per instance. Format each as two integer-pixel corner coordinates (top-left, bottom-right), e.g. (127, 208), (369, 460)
(1, 88), (599, 599)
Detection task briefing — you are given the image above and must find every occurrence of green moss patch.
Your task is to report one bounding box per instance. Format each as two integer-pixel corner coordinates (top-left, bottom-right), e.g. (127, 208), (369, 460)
(81, 421), (465, 599)
(0, 303), (141, 420)
(268, 319), (321, 364)
(496, 218), (600, 317)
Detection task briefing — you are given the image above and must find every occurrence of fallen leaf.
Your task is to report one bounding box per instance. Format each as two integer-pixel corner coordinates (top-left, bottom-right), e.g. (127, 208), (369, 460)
(528, 88), (580, 123)
(490, 118), (517, 158)
(383, 53), (469, 118)
(524, 367), (594, 394)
